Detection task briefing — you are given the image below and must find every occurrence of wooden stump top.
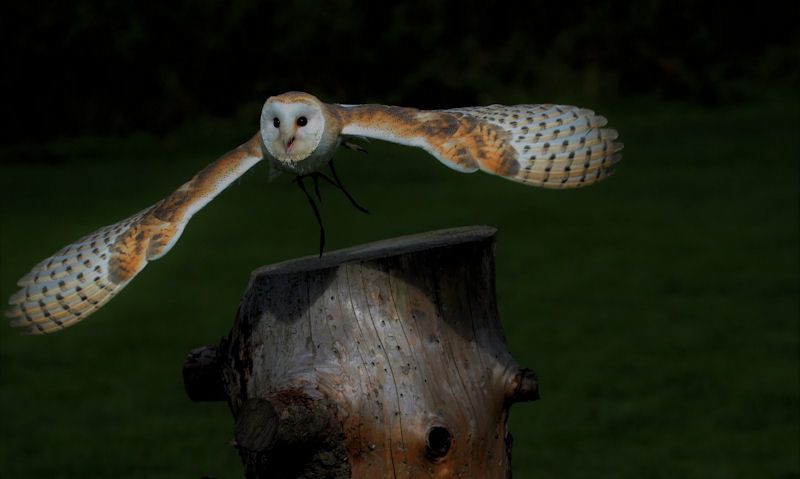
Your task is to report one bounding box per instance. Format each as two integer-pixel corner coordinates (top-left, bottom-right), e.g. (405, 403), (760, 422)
(252, 226), (497, 276)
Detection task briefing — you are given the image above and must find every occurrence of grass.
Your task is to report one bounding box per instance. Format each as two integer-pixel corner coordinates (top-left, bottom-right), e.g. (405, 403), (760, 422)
(1, 96), (797, 478)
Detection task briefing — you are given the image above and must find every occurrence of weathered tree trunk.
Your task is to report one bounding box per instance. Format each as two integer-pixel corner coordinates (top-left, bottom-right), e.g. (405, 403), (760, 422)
(184, 226), (539, 478)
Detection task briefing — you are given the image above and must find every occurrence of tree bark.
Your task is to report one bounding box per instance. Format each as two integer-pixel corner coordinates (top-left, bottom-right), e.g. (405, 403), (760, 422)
(184, 226), (539, 478)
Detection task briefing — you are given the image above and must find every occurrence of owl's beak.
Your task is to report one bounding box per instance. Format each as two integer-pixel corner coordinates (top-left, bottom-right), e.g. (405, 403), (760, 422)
(285, 136), (295, 153)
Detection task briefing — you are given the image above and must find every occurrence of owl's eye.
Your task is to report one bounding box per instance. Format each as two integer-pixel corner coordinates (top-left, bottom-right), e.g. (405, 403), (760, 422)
(297, 116), (308, 127)
(273, 118), (280, 128)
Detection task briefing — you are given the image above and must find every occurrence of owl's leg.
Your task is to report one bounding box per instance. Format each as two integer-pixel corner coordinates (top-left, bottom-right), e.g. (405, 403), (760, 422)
(311, 173), (323, 203)
(294, 159), (370, 255)
(309, 161), (369, 214)
(295, 176), (326, 257)
(325, 159), (370, 214)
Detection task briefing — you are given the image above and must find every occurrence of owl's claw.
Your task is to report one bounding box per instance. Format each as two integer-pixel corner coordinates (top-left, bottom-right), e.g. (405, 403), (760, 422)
(342, 140), (368, 154)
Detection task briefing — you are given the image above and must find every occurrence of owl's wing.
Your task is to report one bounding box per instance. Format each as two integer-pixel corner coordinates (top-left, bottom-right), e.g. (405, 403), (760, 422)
(6, 133), (264, 335)
(332, 103), (622, 188)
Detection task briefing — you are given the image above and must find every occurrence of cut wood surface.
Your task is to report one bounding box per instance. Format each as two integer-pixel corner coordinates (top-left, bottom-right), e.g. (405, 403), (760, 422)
(184, 226), (539, 478)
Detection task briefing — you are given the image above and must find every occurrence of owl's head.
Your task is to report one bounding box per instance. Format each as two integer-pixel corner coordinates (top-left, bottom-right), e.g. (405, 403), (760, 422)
(260, 92), (330, 170)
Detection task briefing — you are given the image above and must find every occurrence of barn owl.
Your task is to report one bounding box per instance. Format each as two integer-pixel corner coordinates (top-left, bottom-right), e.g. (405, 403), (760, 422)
(6, 91), (623, 335)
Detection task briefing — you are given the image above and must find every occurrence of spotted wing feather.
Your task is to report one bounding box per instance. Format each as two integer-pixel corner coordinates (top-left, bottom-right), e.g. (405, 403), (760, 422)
(6, 134), (263, 335)
(7, 209), (152, 333)
(333, 103), (622, 188)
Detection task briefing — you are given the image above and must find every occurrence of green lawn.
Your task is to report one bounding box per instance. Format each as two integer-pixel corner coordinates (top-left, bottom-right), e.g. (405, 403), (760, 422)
(1, 97), (797, 478)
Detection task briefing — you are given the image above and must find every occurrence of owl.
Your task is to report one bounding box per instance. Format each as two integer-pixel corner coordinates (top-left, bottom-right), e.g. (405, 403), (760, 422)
(6, 91), (623, 335)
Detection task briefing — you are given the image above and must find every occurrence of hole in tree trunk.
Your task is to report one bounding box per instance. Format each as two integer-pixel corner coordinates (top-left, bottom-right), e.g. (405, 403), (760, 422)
(426, 426), (452, 461)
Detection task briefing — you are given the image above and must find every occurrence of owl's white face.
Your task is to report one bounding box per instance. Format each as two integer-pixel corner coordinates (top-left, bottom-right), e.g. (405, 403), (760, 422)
(260, 94), (327, 170)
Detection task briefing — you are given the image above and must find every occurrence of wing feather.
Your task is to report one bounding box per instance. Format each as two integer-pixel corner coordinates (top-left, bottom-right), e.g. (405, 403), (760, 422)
(6, 133), (263, 335)
(333, 103), (622, 188)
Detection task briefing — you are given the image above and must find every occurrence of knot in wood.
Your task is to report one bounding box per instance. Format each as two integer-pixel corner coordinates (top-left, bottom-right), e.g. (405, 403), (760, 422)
(425, 426), (452, 462)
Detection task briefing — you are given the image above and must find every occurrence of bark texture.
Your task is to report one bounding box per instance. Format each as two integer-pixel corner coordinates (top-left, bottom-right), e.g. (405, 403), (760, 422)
(184, 226), (538, 478)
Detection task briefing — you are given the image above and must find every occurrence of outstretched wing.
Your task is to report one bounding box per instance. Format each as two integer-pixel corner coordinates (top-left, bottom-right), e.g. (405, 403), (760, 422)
(6, 133), (264, 335)
(331, 103), (622, 188)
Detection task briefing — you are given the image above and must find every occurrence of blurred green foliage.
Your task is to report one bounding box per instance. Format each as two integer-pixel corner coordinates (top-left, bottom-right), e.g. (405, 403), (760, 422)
(0, 92), (797, 478)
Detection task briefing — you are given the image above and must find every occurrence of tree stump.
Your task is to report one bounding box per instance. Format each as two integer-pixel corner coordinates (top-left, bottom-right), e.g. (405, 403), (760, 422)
(184, 226), (539, 478)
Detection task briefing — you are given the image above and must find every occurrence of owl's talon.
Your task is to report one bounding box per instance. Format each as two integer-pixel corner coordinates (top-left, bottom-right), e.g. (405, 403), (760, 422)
(342, 140), (368, 154)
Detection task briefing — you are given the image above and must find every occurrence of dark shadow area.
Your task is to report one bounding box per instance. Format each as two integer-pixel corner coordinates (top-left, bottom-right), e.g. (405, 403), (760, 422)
(3, 1), (797, 145)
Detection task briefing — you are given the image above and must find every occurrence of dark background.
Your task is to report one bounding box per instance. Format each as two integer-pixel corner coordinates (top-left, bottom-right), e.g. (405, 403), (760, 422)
(1, 1), (797, 478)
(4, 0), (797, 142)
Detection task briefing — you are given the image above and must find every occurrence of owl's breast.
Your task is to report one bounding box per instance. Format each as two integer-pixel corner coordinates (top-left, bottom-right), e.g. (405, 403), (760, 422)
(270, 135), (339, 175)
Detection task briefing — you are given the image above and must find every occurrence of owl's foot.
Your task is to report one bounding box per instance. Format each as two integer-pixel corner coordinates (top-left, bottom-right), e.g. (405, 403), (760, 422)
(295, 160), (370, 256)
(326, 159), (370, 214)
(294, 175), (326, 257)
